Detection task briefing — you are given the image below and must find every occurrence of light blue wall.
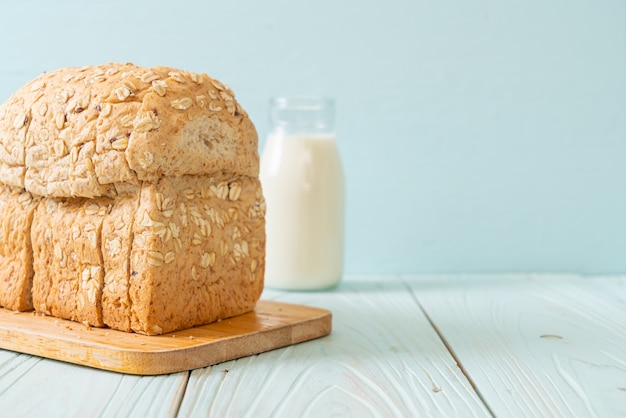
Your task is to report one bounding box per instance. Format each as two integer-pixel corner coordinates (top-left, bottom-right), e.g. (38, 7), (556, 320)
(1, 0), (625, 274)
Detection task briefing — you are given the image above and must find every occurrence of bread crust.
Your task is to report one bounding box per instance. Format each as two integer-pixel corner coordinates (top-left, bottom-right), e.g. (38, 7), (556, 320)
(0, 63), (258, 198)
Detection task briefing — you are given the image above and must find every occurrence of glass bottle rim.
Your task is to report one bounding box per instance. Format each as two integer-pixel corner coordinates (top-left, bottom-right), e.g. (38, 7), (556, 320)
(270, 97), (334, 110)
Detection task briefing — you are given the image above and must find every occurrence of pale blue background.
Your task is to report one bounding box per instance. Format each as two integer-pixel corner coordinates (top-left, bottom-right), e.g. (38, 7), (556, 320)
(1, 0), (625, 274)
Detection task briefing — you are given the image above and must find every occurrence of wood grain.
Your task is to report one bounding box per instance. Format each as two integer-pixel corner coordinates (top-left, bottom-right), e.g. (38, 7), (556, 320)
(2, 275), (624, 417)
(407, 274), (626, 418)
(0, 300), (331, 375)
(0, 349), (188, 417)
(177, 276), (491, 417)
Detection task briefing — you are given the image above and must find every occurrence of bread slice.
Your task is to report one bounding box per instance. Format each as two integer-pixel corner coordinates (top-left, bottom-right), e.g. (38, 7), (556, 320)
(0, 185), (38, 311)
(101, 191), (138, 332)
(128, 174), (265, 335)
(31, 197), (112, 326)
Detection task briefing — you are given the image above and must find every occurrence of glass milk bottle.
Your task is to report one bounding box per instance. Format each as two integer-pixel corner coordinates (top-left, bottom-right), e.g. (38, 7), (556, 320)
(260, 97), (344, 290)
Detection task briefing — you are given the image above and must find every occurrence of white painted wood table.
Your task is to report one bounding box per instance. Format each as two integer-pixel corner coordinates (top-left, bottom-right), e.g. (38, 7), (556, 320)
(0, 275), (624, 417)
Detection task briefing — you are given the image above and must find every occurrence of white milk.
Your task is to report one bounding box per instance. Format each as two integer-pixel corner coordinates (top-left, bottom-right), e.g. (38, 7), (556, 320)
(260, 133), (344, 290)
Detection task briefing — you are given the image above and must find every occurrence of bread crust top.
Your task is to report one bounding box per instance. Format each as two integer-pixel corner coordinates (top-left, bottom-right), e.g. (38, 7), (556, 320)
(0, 63), (258, 198)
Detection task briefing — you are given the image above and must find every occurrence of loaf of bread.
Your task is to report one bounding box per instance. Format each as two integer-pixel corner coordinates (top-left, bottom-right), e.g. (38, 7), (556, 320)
(0, 63), (266, 334)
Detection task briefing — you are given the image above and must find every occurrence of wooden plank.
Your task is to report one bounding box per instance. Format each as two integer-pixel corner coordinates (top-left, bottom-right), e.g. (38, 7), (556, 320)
(0, 300), (331, 375)
(177, 276), (491, 417)
(593, 276), (626, 304)
(407, 274), (626, 418)
(0, 350), (188, 417)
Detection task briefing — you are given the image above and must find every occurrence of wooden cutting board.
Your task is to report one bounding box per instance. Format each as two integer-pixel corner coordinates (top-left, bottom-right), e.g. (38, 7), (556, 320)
(0, 300), (331, 375)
